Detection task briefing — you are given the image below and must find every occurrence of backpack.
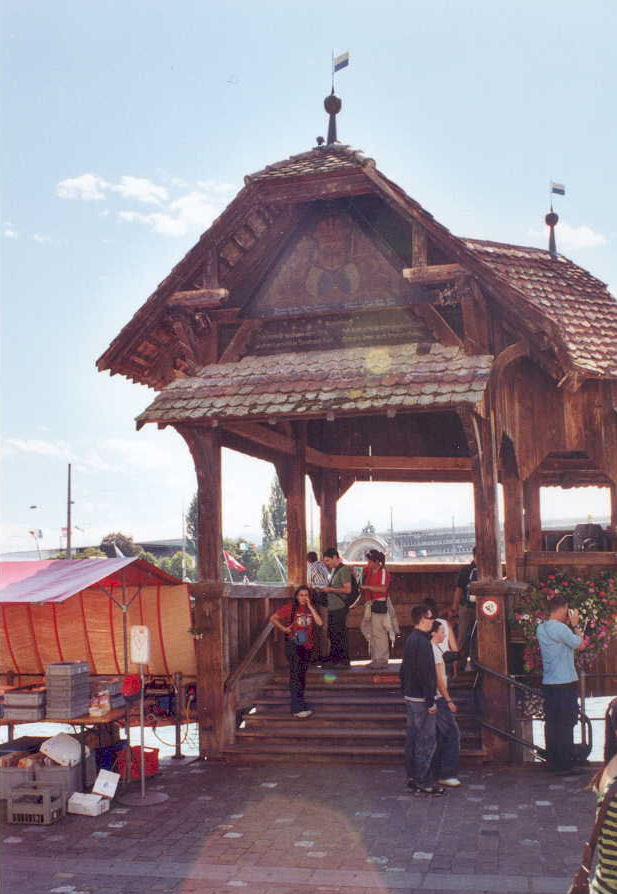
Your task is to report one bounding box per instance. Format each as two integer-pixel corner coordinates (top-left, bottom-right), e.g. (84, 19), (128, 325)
(343, 567), (361, 608)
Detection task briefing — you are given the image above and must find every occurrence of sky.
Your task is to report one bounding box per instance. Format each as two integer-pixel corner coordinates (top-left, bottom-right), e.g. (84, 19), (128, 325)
(2, 0), (616, 555)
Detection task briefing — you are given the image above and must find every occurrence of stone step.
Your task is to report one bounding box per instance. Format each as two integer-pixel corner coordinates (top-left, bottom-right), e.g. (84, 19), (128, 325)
(221, 742), (487, 765)
(236, 725), (482, 747)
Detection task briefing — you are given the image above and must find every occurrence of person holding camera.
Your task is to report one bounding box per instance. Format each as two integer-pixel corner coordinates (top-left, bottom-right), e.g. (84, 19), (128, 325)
(536, 595), (586, 774)
(271, 585), (323, 718)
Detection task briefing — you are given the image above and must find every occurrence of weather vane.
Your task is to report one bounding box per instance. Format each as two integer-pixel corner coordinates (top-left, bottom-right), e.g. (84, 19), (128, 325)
(323, 51), (350, 145)
(546, 180), (565, 258)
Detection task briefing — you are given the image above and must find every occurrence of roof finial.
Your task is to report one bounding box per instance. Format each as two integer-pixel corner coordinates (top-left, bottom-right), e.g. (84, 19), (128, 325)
(546, 181), (565, 258)
(324, 89), (342, 144)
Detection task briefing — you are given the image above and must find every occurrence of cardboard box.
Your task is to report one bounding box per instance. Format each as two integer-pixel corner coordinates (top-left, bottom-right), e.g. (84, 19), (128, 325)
(67, 792), (110, 816)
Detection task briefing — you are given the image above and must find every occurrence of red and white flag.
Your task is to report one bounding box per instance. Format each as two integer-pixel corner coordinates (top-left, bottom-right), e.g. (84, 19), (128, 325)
(223, 550), (246, 572)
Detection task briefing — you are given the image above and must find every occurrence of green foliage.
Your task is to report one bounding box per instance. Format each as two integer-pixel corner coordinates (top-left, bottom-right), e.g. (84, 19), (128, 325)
(261, 477), (286, 546)
(52, 546), (107, 560)
(256, 540), (287, 582)
(185, 494), (198, 556)
(511, 570), (617, 673)
(137, 550), (159, 565)
(159, 550), (196, 582)
(100, 532), (140, 558)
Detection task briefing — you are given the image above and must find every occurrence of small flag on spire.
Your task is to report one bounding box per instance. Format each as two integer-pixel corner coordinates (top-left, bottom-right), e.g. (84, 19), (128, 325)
(333, 51), (350, 72)
(551, 182), (566, 196)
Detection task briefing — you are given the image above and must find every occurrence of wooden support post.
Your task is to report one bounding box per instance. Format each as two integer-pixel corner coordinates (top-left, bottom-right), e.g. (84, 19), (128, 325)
(523, 475), (542, 551)
(462, 410), (501, 579)
(611, 482), (617, 536)
(501, 439), (524, 581)
(191, 582), (235, 757)
(470, 580), (527, 763)
(285, 425), (307, 586)
(176, 426), (222, 581)
(318, 471), (338, 553)
(502, 473), (524, 580)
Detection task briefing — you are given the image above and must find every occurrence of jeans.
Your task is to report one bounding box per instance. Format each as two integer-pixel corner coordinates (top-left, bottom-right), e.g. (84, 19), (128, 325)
(543, 681), (579, 770)
(404, 700), (437, 785)
(285, 642), (311, 714)
(327, 607), (349, 663)
(432, 699), (461, 779)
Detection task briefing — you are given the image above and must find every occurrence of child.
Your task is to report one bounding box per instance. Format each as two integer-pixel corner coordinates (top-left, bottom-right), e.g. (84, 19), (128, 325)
(271, 586), (323, 718)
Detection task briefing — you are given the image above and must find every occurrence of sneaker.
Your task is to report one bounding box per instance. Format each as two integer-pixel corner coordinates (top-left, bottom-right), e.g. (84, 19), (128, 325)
(405, 779), (417, 791)
(414, 784), (446, 796)
(437, 777), (462, 787)
(293, 710), (313, 719)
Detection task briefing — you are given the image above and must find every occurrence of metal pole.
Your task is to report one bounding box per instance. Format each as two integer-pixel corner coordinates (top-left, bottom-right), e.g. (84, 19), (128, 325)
(121, 572), (131, 782)
(66, 463), (72, 559)
(172, 671), (185, 760)
(139, 663), (146, 798)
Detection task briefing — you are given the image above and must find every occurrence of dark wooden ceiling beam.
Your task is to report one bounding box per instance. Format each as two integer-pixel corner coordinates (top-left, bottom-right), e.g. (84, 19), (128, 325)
(168, 288), (229, 309)
(218, 320), (262, 363)
(413, 304), (464, 349)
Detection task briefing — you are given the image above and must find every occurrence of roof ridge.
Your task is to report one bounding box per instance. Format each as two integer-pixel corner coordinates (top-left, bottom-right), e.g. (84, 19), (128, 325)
(244, 143), (375, 184)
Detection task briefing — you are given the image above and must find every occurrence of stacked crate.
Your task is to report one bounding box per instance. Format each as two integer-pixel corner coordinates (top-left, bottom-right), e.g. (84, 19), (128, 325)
(45, 662), (90, 719)
(3, 687), (46, 722)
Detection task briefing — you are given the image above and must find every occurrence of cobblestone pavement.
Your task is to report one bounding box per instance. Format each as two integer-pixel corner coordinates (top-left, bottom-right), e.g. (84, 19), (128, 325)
(1, 760), (596, 894)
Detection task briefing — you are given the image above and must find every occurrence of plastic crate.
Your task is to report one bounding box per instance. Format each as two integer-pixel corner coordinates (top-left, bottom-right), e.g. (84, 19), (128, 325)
(0, 766), (35, 800)
(3, 705), (46, 722)
(116, 746), (159, 779)
(7, 782), (65, 825)
(35, 753), (96, 796)
(46, 661), (90, 677)
(4, 688), (46, 707)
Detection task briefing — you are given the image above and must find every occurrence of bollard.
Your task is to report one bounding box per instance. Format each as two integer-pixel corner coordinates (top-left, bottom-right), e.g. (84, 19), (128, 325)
(172, 671), (185, 760)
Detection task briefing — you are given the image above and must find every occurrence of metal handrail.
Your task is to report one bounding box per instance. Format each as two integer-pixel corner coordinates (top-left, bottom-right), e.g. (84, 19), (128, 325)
(470, 656), (593, 761)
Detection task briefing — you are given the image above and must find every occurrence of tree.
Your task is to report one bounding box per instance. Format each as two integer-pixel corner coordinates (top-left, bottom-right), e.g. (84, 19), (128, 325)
(99, 532), (140, 558)
(52, 546), (106, 560)
(159, 551), (196, 582)
(185, 494), (198, 556)
(261, 476), (286, 546)
(256, 541), (287, 582)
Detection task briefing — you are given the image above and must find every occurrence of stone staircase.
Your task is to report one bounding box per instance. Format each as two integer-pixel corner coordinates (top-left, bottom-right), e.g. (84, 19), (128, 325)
(221, 663), (486, 764)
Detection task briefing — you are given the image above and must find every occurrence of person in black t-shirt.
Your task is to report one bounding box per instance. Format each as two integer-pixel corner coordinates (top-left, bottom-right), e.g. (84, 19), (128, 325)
(451, 547), (477, 671)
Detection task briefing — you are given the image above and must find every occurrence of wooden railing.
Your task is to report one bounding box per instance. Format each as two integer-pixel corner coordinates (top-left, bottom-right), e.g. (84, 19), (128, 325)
(190, 582), (291, 755)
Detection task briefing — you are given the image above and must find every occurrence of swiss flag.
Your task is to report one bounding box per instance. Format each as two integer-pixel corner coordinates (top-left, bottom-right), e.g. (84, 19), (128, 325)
(223, 550), (246, 572)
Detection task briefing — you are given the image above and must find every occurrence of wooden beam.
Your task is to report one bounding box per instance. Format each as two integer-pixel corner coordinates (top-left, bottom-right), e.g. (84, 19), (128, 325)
(412, 304), (464, 349)
(315, 455), (472, 472)
(503, 473), (524, 580)
(523, 474), (542, 551)
(224, 421), (296, 456)
(611, 482), (617, 535)
(168, 288), (229, 309)
(315, 470), (338, 552)
(411, 222), (428, 267)
(491, 340), (529, 384)
(176, 426), (222, 581)
(402, 263), (466, 285)
(219, 319), (261, 363)
(462, 280), (491, 353)
(460, 409), (501, 579)
(285, 425), (307, 586)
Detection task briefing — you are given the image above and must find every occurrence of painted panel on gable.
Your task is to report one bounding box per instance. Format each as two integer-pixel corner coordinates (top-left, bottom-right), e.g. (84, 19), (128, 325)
(249, 207), (414, 318)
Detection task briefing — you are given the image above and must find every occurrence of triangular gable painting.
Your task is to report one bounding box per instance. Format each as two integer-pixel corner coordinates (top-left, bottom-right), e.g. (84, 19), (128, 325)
(250, 206), (409, 317)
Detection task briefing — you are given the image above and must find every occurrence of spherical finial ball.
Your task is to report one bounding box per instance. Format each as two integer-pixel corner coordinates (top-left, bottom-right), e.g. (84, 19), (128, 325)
(324, 93), (342, 115)
(545, 211), (559, 227)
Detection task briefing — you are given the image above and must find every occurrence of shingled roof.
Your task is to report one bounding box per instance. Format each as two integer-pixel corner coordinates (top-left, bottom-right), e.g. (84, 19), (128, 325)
(463, 239), (617, 377)
(243, 144), (376, 182)
(98, 141), (617, 384)
(136, 342), (492, 428)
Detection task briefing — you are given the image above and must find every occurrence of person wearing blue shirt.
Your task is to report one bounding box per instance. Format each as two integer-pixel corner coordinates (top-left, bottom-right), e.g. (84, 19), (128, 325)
(536, 594), (585, 773)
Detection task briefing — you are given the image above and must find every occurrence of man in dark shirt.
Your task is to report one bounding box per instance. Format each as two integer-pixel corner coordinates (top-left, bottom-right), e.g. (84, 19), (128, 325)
(400, 604), (444, 796)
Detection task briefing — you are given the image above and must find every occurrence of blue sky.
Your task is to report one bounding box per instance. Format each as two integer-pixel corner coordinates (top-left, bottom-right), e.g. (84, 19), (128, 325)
(2, 0), (615, 554)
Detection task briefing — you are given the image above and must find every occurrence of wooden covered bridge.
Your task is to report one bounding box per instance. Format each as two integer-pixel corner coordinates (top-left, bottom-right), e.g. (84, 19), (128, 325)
(98, 95), (617, 763)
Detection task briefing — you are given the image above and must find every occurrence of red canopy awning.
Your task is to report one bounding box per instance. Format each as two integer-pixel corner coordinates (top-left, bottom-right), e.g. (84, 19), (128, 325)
(0, 558), (180, 605)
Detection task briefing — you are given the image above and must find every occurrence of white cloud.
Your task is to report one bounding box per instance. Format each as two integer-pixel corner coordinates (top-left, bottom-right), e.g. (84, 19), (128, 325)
(110, 176), (168, 205)
(118, 209), (187, 237)
(56, 173), (110, 200)
(557, 223), (608, 250)
(3, 222), (18, 239)
(5, 438), (72, 458)
(529, 222), (608, 251)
